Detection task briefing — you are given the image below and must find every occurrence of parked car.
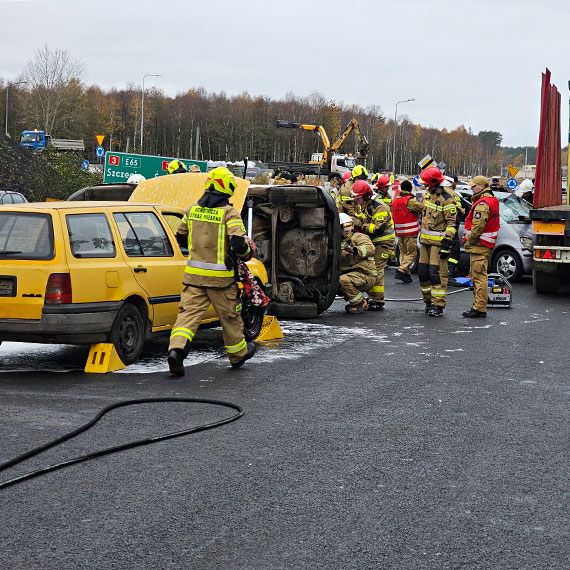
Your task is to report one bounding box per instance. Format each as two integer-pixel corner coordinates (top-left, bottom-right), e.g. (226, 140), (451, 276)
(0, 201), (268, 363)
(0, 190), (27, 205)
(395, 190), (533, 281)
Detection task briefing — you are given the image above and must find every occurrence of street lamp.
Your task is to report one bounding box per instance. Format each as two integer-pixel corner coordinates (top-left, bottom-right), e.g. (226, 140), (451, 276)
(5, 80), (28, 138)
(140, 74), (161, 151)
(392, 98), (415, 175)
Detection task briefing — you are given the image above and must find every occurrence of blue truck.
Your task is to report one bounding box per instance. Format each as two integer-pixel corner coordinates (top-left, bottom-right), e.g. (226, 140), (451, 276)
(20, 130), (84, 154)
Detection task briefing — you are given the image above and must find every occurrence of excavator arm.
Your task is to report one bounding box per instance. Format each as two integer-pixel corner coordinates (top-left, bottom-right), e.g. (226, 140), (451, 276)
(276, 120), (331, 165)
(329, 118), (369, 158)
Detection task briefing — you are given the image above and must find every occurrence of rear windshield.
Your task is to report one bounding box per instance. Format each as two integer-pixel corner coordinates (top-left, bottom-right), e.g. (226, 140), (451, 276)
(0, 212), (54, 260)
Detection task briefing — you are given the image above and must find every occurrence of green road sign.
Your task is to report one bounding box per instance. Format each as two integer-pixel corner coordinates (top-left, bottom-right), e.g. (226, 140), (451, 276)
(103, 152), (207, 182)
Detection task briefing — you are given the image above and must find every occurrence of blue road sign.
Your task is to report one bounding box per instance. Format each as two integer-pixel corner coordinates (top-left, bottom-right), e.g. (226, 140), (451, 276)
(413, 175), (421, 187)
(82, 160), (89, 170)
(507, 178), (517, 190)
(96, 146), (105, 158)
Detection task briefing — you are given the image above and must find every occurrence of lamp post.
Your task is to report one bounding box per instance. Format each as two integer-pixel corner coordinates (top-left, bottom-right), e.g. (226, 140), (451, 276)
(392, 98), (415, 175)
(5, 80), (28, 138)
(140, 74), (161, 151)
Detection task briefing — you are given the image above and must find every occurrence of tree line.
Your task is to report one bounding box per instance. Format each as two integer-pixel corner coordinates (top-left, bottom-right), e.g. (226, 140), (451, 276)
(1, 46), (547, 179)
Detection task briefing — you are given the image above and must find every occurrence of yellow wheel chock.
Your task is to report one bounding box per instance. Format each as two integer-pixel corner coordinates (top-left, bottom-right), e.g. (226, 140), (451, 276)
(255, 316), (284, 341)
(84, 343), (126, 373)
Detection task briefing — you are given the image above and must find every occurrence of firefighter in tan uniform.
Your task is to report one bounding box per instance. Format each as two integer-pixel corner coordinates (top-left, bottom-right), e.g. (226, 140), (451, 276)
(371, 173), (393, 211)
(447, 176), (466, 282)
(337, 165), (368, 220)
(351, 179), (395, 311)
(462, 175), (500, 318)
(338, 213), (377, 313)
(392, 179), (424, 283)
(167, 167), (256, 376)
(417, 167), (457, 317)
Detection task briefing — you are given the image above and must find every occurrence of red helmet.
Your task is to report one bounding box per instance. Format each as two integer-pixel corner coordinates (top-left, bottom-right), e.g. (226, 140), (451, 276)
(374, 174), (391, 190)
(341, 172), (351, 183)
(419, 166), (444, 189)
(350, 180), (373, 200)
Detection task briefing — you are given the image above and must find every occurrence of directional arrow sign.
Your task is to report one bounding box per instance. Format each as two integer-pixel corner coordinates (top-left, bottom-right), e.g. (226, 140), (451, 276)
(96, 146), (105, 158)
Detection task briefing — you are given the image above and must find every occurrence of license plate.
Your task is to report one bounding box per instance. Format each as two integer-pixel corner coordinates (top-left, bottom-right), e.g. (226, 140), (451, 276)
(533, 221), (565, 235)
(0, 278), (14, 296)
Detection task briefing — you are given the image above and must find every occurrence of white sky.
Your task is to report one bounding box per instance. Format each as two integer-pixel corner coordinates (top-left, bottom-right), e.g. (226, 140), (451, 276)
(1, 0), (569, 147)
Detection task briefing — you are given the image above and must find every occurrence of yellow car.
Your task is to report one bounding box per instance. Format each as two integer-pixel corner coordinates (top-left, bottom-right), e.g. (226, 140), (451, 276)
(0, 200), (268, 364)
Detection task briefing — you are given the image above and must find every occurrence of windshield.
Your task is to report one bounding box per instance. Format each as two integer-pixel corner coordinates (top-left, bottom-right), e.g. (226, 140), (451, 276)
(20, 132), (39, 143)
(344, 157), (357, 169)
(499, 194), (530, 222)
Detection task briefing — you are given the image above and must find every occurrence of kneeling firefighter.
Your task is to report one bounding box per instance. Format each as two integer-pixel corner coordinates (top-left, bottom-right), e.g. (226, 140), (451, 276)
(167, 167), (256, 376)
(417, 166), (457, 317)
(351, 179), (395, 311)
(338, 213), (377, 313)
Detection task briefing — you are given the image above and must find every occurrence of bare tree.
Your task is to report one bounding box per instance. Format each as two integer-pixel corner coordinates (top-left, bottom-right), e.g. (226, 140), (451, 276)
(21, 45), (85, 135)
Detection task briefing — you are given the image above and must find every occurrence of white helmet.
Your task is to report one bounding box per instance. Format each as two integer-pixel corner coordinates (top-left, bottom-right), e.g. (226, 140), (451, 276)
(127, 174), (146, 184)
(339, 213), (352, 225)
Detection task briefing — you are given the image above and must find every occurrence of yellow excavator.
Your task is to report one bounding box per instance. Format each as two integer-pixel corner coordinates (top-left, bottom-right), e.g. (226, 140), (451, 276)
(270, 119), (369, 183)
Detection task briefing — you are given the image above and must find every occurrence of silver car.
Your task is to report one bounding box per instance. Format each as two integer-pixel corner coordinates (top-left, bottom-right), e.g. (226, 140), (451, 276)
(456, 190), (532, 281)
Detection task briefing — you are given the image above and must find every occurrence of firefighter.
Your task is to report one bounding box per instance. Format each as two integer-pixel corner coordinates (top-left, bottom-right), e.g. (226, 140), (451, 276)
(447, 176), (466, 282)
(167, 159), (188, 174)
(392, 179), (424, 283)
(371, 173), (393, 210)
(337, 165), (368, 219)
(462, 175), (500, 318)
(351, 179), (395, 311)
(273, 171), (292, 184)
(167, 167), (256, 376)
(338, 213), (377, 313)
(417, 166), (457, 316)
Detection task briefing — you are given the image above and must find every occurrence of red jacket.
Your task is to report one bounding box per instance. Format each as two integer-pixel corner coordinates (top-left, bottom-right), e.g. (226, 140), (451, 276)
(463, 195), (500, 249)
(392, 194), (420, 236)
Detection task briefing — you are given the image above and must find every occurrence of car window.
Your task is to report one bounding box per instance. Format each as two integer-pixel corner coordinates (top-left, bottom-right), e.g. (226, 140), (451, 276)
(0, 193), (13, 205)
(161, 212), (188, 255)
(499, 195), (531, 222)
(114, 212), (174, 257)
(11, 193), (26, 204)
(0, 212), (54, 260)
(66, 213), (116, 258)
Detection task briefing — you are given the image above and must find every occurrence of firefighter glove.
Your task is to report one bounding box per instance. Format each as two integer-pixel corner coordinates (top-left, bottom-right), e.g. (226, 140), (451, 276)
(439, 248), (450, 260)
(225, 251), (236, 270)
(440, 238), (452, 250)
(230, 234), (249, 256)
(176, 232), (188, 249)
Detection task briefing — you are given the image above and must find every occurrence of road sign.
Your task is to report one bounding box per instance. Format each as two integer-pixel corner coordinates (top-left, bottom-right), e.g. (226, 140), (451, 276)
(96, 146), (105, 158)
(413, 175), (421, 187)
(82, 160), (89, 171)
(96, 135), (105, 146)
(507, 178), (517, 190)
(103, 151), (207, 183)
(507, 165), (519, 179)
(418, 154), (435, 169)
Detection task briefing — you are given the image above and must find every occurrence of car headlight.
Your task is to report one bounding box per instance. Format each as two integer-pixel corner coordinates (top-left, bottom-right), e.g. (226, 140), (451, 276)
(520, 236), (533, 250)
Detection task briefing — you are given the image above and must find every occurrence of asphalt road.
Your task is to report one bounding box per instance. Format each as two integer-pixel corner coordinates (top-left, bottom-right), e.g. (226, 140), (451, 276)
(1, 275), (569, 570)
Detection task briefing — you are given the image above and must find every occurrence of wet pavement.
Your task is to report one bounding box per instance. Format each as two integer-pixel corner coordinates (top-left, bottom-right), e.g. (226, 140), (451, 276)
(2, 276), (570, 569)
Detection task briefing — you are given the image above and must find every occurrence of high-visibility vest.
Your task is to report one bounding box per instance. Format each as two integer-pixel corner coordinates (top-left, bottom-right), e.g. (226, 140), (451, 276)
(392, 194), (420, 236)
(462, 195), (500, 248)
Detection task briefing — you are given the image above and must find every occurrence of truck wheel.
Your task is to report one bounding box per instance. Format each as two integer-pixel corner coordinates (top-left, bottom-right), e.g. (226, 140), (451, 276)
(108, 303), (145, 364)
(534, 269), (560, 294)
(241, 294), (265, 341)
(491, 248), (523, 282)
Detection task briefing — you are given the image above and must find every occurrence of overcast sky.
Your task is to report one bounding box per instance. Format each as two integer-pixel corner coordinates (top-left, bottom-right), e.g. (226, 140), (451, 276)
(1, 0), (569, 148)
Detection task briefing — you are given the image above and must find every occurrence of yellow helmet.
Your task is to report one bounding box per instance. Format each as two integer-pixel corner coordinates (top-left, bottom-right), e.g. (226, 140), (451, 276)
(205, 167), (237, 196)
(167, 159), (187, 174)
(371, 173), (380, 185)
(351, 165), (368, 180)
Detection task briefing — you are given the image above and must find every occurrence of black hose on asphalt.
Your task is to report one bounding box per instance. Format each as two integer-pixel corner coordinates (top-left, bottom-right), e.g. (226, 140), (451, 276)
(0, 397), (243, 490)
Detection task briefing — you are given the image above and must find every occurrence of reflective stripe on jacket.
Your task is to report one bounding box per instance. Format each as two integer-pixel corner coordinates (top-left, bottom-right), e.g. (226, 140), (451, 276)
(392, 194), (420, 236)
(356, 199), (395, 245)
(419, 188), (457, 246)
(463, 194), (500, 249)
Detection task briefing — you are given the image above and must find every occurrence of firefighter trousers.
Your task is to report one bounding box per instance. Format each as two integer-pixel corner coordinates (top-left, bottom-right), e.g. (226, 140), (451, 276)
(470, 251), (491, 312)
(168, 283), (248, 364)
(418, 244), (449, 307)
(338, 272), (376, 304)
(370, 242), (393, 302)
(397, 235), (418, 274)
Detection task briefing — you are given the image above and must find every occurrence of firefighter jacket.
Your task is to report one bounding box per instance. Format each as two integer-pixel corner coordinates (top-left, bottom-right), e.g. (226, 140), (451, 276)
(463, 190), (500, 253)
(336, 180), (355, 217)
(392, 192), (424, 236)
(419, 187), (457, 246)
(377, 189), (392, 211)
(176, 203), (251, 288)
(340, 232), (376, 276)
(356, 199), (395, 246)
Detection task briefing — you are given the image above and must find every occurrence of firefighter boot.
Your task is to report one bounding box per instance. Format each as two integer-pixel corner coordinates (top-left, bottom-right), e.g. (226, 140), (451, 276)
(167, 349), (185, 377)
(367, 300), (385, 311)
(345, 299), (368, 314)
(424, 302), (433, 314)
(428, 305), (444, 317)
(231, 342), (257, 369)
(462, 308), (487, 318)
